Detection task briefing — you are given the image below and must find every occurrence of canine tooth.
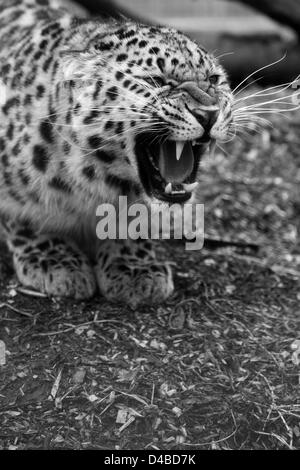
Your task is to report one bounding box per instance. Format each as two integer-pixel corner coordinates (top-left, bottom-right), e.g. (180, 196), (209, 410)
(176, 141), (185, 161)
(183, 182), (199, 192)
(192, 140), (197, 146)
(165, 182), (172, 194)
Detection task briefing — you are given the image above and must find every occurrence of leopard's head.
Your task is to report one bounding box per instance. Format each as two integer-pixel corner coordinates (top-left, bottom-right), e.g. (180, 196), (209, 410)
(60, 20), (233, 205)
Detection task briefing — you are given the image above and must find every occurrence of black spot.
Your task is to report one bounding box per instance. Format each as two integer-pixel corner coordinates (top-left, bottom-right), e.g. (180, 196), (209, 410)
(48, 176), (72, 193)
(41, 22), (61, 37)
(83, 110), (100, 125)
(115, 71), (124, 81)
(171, 58), (179, 66)
(116, 53), (128, 62)
(95, 41), (115, 51)
(34, 50), (43, 61)
(93, 80), (102, 100)
(43, 56), (53, 72)
(6, 122), (14, 140)
(139, 40), (148, 48)
(4, 171), (11, 185)
(23, 134), (31, 145)
(36, 0), (49, 5)
(65, 110), (72, 124)
(63, 142), (71, 154)
(127, 37), (138, 47)
(105, 120), (113, 130)
(82, 165), (95, 180)
(12, 142), (21, 156)
(1, 64), (11, 76)
(115, 122), (124, 135)
(146, 58), (152, 67)
(18, 169), (30, 185)
(32, 145), (49, 172)
(40, 120), (53, 144)
(88, 135), (102, 149)
(74, 103), (81, 114)
(94, 150), (115, 163)
(24, 65), (38, 87)
(106, 86), (118, 101)
(130, 84), (138, 91)
(157, 58), (165, 72)
(150, 47), (160, 55)
(39, 39), (48, 50)
(2, 154), (8, 167)
(0, 138), (5, 152)
(36, 84), (45, 99)
(24, 94), (32, 106)
(25, 113), (31, 125)
(48, 106), (57, 123)
(23, 44), (33, 56)
(123, 80), (131, 88)
(117, 29), (135, 40)
(2, 97), (20, 115)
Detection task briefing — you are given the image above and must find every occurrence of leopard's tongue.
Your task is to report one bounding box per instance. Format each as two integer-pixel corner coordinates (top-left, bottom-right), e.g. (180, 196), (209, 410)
(158, 141), (194, 183)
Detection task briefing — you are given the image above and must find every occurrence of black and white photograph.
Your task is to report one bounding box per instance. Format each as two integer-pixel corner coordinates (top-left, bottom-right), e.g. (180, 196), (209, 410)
(0, 0), (300, 452)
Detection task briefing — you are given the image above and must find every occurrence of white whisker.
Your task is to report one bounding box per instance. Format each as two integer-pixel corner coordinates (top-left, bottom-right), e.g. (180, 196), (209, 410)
(232, 54), (287, 95)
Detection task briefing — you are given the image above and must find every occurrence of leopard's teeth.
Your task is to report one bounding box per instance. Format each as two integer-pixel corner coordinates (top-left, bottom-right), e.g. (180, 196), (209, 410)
(165, 182), (172, 194)
(176, 141), (185, 161)
(183, 182), (199, 192)
(192, 140), (197, 146)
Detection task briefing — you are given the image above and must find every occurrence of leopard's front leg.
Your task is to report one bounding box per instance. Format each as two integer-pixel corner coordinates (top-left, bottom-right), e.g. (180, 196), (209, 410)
(95, 239), (174, 308)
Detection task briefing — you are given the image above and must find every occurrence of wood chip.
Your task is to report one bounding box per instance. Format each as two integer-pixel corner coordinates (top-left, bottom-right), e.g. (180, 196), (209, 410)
(0, 341), (6, 366)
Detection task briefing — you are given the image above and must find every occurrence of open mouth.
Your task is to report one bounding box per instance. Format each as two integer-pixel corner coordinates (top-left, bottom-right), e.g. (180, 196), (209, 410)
(135, 133), (211, 203)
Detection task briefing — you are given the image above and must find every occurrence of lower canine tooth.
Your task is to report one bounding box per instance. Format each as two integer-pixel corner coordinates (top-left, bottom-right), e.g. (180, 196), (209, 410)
(183, 182), (199, 192)
(165, 182), (172, 194)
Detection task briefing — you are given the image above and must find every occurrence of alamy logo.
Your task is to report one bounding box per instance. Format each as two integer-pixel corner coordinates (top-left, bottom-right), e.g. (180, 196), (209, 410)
(96, 196), (205, 251)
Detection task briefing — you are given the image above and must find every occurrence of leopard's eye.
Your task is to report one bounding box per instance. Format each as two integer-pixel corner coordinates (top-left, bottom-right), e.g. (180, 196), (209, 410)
(142, 76), (166, 88)
(209, 74), (220, 85)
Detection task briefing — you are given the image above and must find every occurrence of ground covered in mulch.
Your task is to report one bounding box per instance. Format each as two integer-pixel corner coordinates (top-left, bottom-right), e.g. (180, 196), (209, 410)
(1, 91), (300, 450)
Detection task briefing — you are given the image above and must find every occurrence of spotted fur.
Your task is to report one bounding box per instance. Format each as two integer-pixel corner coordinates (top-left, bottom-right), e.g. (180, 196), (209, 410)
(0, 0), (233, 306)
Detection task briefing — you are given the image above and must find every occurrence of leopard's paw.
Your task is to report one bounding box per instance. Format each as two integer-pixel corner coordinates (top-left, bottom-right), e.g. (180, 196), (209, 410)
(11, 236), (96, 300)
(95, 240), (174, 308)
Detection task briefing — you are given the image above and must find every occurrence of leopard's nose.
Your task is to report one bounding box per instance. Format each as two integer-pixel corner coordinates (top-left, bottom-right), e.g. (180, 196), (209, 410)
(194, 109), (219, 132)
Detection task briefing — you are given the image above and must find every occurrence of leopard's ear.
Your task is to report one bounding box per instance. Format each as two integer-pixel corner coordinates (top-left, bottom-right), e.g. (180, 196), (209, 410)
(67, 18), (140, 52)
(58, 48), (105, 86)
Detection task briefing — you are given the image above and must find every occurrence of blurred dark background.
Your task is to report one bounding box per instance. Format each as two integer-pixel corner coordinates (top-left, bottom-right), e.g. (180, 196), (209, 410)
(74, 0), (300, 87)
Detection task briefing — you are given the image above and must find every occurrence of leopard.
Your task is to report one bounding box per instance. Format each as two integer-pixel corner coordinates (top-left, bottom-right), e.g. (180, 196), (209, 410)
(0, 0), (234, 308)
